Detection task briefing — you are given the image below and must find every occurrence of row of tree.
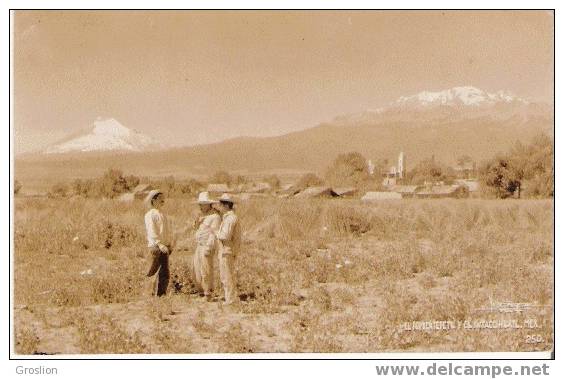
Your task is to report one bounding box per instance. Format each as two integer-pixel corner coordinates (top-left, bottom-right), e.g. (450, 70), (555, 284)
(206, 171), (281, 190)
(48, 169), (142, 198)
(42, 169), (284, 199)
(16, 134), (553, 200)
(301, 133), (554, 199)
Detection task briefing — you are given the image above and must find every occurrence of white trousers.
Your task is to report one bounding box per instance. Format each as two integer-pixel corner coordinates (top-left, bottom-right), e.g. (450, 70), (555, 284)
(219, 253), (238, 304)
(193, 246), (215, 295)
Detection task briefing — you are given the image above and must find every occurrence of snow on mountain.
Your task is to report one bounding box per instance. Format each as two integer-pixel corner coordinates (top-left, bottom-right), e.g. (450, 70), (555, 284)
(394, 86), (527, 108)
(44, 118), (163, 154)
(332, 86), (533, 125)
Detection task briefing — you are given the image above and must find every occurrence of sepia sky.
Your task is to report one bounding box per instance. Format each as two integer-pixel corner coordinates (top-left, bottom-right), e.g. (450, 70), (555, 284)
(13, 10), (554, 153)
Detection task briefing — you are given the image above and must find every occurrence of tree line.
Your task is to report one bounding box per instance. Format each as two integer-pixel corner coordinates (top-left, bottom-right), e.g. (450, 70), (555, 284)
(291, 133), (554, 199)
(38, 169), (283, 199)
(14, 133), (553, 200)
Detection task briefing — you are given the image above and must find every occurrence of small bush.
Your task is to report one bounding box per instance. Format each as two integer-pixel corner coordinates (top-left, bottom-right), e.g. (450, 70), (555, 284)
(48, 182), (69, 198)
(15, 326), (40, 354)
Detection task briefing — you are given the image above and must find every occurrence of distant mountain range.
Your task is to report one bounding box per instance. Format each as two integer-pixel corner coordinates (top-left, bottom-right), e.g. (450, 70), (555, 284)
(17, 86), (553, 182)
(393, 86), (526, 108)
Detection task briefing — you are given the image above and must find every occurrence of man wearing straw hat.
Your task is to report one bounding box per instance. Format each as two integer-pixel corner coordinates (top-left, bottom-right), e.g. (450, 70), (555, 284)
(192, 191), (221, 301)
(216, 193), (241, 305)
(144, 190), (174, 297)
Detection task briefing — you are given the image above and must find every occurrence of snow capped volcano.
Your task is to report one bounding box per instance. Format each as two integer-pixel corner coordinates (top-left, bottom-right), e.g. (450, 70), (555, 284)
(44, 118), (163, 154)
(331, 86), (539, 126)
(394, 86), (526, 108)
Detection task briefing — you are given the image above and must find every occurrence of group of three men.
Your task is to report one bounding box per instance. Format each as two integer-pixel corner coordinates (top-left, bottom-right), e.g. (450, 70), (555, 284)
(143, 190), (241, 305)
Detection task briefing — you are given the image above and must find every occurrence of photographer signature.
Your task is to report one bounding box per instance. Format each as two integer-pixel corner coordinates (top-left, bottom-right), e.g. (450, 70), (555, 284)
(475, 299), (551, 314)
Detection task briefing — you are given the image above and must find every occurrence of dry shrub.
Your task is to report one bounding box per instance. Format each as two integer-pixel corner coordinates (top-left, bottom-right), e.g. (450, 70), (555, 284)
(241, 199), (326, 241)
(289, 308), (343, 353)
(192, 310), (215, 338)
(376, 241), (420, 279)
(89, 274), (142, 304)
(420, 294), (469, 321)
(153, 320), (193, 353)
(368, 283), (425, 350)
(74, 313), (148, 354)
(324, 205), (372, 236)
(91, 221), (140, 249)
(217, 323), (254, 353)
(48, 287), (83, 307)
(15, 326), (40, 355)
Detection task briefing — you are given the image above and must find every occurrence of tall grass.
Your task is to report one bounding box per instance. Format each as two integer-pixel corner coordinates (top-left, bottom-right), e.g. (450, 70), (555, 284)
(13, 197), (553, 353)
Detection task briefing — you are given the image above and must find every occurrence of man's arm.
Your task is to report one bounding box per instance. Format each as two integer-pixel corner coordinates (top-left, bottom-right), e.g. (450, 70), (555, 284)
(217, 215), (237, 242)
(205, 215), (221, 249)
(145, 212), (162, 247)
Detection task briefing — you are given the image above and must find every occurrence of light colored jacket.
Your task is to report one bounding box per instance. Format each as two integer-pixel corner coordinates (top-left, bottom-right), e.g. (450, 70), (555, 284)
(217, 210), (241, 256)
(144, 208), (173, 248)
(195, 213), (221, 252)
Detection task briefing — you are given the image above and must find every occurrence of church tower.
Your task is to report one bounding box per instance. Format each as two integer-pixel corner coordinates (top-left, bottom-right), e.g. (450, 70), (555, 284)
(398, 152), (405, 179)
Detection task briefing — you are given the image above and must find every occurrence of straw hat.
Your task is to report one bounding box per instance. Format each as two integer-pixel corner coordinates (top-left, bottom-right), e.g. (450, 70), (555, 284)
(144, 189), (162, 205)
(194, 191), (218, 205)
(218, 193), (236, 204)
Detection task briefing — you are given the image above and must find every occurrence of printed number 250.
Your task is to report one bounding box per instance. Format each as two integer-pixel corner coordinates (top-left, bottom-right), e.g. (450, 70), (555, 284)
(526, 335), (544, 344)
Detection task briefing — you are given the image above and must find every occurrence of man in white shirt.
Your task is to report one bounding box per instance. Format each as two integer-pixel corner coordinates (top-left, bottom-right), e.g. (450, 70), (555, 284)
(144, 190), (174, 297)
(192, 192), (221, 301)
(217, 193), (241, 305)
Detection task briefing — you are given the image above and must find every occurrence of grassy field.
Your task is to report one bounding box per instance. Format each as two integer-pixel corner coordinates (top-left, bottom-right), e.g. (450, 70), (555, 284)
(13, 197), (553, 354)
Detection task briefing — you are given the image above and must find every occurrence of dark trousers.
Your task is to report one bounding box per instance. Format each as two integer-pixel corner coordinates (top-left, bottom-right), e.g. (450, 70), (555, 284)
(147, 247), (170, 297)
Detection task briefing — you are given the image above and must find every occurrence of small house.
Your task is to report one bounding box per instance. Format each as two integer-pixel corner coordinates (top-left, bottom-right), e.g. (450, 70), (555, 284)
(332, 187), (358, 198)
(415, 184), (469, 199)
(390, 185), (421, 198)
(454, 162), (476, 179)
(278, 183), (300, 196)
(361, 191), (402, 201)
(454, 179), (480, 193)
(294, 186), (336, 198)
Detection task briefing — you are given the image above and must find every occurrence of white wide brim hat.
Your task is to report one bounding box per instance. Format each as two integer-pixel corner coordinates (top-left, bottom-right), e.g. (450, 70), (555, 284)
(194, 191), (218, 205)
(144, 189), (163, 205)
(218, 193), (236, 204)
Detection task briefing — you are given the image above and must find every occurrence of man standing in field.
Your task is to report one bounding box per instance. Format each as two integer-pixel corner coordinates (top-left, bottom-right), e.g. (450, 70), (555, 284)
(216, 193), (241, 305)
(144, 190), (174, 297)
(192, 192), (221, 301)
